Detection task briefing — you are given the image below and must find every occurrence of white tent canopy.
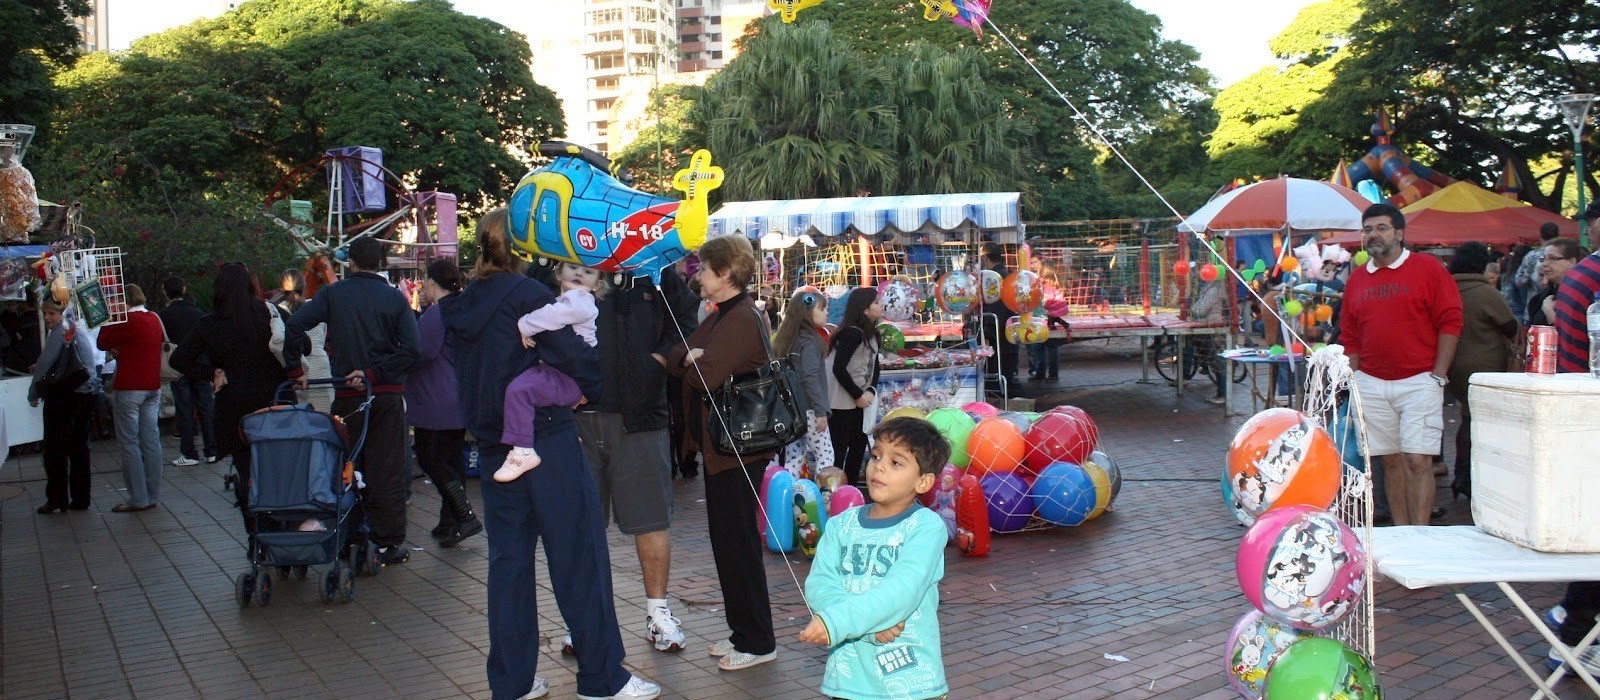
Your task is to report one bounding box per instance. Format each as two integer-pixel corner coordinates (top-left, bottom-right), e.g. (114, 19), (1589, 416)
(708, 192), (1022, 245)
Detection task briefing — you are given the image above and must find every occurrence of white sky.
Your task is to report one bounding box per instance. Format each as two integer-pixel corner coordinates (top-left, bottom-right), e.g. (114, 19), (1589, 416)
(108, 0), (1320, 88)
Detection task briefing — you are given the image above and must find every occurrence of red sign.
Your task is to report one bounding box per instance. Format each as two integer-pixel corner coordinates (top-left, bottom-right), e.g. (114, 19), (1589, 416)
(576, 227), (597, 252)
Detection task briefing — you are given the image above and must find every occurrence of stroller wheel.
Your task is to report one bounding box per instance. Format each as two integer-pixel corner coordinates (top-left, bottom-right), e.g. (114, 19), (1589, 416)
(320, 568), (339, 604)
(234, 573), (254, 607)
(340, 566), (356, 602)
(353, 543), (381, 577)
(253, 572), (273, 607)
(293, 565), (308, 581)
(275, 566), (292, 580)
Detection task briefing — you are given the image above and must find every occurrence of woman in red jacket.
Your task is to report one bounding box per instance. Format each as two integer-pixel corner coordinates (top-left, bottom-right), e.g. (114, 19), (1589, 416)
(96, 284), (167, 512)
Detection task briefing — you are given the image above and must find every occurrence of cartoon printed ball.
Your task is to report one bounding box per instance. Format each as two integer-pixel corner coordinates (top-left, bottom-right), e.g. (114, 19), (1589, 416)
(878, 278), (922, 323)
(1263, 637), (1381, 700)
(1030, 461), (1096, 527)
(966, 416), (1026, 477)
(963, 401), (1000, 422)
(981, 472), (1033, 533)
(937, 271), (980, 314)
(1237, 505), (1366, 630)
(1223, 609), (1313, 700)
(979, 269), (1003, 305)
(1005, 315), (1050, 344)
(1002, 270), (1044, 315)
(926, 408), (976, 468)
(878, 323), (906, 352)
(1224, 408), (1341, 526)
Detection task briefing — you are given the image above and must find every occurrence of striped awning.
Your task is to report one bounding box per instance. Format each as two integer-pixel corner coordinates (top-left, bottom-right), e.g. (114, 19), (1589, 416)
(708, 192), (1020, 242)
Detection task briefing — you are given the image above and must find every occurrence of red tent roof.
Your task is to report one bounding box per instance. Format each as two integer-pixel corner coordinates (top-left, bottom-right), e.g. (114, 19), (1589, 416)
(1324, 182), (1577, 247)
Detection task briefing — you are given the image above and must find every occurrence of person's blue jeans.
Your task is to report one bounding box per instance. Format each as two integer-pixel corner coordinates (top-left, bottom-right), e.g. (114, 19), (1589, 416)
(1027, 343), (1059, 377)
(113, 389), (163, 506)
(169, 377), (216, 460)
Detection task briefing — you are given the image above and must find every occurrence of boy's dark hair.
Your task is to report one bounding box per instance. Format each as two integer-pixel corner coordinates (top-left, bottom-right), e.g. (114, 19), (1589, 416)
(162, 275), (186, 301)
(1539, 222), (1560, 241)
(872, 417), (950, 476)
(1361, 202), (1405, 230)
(349, 236), (386, 271)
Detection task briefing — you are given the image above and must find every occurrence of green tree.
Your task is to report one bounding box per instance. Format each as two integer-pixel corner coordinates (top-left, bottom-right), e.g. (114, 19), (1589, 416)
(44, 0), (564, 209)
(0, 0), (90, 135)
(762, 0), (1210, 219)
(693, 21), (899, 201)
(1103, 98), (1220, 217)
(890, 42), (1033, 197)
(612, 83), (702, 195)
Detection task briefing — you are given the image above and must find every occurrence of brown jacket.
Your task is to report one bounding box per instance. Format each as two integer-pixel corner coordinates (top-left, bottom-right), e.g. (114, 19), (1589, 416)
(664, 293), (777, 475)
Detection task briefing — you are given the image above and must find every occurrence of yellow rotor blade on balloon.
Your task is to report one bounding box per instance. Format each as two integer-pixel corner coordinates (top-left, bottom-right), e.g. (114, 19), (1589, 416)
(920, 0), (959, 21)
(671, 149), (724, 252)
(767, 0), (824, 23)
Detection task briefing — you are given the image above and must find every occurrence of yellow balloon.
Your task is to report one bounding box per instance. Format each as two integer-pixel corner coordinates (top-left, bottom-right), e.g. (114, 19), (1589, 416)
(1082, 461), (1113, 519)
(882, 406), (926, 422)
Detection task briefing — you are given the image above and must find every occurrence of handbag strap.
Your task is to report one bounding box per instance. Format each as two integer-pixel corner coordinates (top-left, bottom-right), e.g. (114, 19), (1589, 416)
(749, 304), (778, 365)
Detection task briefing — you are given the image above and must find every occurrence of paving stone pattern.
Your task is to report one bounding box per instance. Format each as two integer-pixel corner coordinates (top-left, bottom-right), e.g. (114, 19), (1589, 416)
(0, 338), (1573, 699)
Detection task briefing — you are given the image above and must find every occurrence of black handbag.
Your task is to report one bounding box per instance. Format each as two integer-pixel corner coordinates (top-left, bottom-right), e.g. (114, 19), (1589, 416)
(42, 328), (90, 391)
(705, 307), (808, 457)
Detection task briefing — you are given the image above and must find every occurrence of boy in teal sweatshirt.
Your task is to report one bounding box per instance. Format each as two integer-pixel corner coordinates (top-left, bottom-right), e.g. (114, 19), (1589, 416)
(798, 417), (950, 700)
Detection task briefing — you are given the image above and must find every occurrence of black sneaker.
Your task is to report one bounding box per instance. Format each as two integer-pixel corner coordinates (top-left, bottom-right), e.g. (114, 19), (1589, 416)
(378, 545), (410, 566)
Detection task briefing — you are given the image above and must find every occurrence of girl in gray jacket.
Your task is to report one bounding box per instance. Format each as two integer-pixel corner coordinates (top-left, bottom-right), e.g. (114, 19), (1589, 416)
(771, 288), (835, 478)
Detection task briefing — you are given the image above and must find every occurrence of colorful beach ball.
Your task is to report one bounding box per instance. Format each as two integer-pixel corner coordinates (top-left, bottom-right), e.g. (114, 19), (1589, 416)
(1263, 637), (1381, 700)
(926, 408), (976, 468)
(937, 271), (979, 314)
(878, 323), (906, 352)
(1002, 270), (1044, 315)
(967, 417), (1025, 477)
(981, 472), (1033, 533)
(878, 278), (922, 323)
(979, 270), (1003, 304)
(1237, 505), (1366, 630)
(1086, 449), (1122, 503)
(1025, 408), (1098, 478)
(1080, 460), (1113, 519)
(1030, 462), (1097, 527)
(1224, 609), (1313, 700)
(1224, 408), (1341, 526)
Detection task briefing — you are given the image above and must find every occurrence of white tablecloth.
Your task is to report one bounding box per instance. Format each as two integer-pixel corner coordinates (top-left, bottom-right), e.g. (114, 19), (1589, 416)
(1374, 526), (1600, 589)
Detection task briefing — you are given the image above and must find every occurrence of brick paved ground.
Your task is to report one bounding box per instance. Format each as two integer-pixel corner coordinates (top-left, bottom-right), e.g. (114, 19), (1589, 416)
(0, 337), (1580, 699)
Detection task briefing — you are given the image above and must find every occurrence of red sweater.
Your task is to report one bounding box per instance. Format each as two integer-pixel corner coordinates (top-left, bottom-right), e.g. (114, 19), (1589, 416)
(1339, 250), (1463, 380)
(1554, 253), (1600, 373)
(96, 308), (165, 391)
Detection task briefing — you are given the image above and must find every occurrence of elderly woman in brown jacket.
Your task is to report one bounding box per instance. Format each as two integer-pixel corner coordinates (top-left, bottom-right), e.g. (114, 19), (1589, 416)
(664, 233), (779, 671)
(1448, 242), (1519, 501)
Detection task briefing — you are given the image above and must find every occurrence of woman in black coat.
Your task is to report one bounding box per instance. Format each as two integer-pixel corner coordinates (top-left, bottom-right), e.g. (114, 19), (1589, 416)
(170, 263), (285, 530)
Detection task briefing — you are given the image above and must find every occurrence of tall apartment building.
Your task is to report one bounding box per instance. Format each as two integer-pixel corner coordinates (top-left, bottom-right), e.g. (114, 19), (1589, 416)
(74, 0), (110, 52)
(580, 0), (674, 155)
(675, 0), (765, 73)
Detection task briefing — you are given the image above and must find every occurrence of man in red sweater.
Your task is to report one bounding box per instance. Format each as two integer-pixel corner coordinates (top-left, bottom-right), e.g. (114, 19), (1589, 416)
(1339, 203), (1462, 526)
(96, 284), (168, 512)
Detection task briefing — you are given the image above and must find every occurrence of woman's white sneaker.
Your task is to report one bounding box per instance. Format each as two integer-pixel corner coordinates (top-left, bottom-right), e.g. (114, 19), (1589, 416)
(576, 674), (660, 700)
(717, 650), (776, 671)
(516, 677), (549, 700)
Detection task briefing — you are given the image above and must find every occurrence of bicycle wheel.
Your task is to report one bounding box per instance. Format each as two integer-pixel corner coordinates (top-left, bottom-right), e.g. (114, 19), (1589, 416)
(1153, 338), (1199, 382)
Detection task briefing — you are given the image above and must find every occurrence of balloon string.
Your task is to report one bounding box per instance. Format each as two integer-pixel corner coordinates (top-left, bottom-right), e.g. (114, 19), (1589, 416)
(658, 289), (817, 619)
(976, 7), (1315, 352)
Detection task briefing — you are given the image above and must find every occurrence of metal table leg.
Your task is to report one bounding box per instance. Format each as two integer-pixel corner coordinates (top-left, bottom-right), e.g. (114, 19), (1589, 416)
(1175, 333), (1186, 397)
(1452, 586), (1564, 699)
(1498, 582), (1600, 698)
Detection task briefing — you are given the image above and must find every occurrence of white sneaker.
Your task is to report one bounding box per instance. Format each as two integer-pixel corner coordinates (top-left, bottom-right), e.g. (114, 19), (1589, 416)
(718, 650), (776, 671)
(560, 634), (574, 656)
(646, 606), (685, 652)
(577, 674), (660, 700)
(708, 639), (735, 657)
(173, 456), (199, 466)
(516, 677), (549, 700)
(1547, 645), (1600, 676)
(1548, 605), (1568, 629)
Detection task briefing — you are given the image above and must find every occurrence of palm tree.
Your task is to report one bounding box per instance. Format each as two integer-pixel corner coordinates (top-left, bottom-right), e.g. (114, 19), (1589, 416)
(891, 41), (1033, 197)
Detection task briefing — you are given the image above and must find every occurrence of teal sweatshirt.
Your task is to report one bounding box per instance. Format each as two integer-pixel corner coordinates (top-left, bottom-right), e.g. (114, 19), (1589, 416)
(806, 503), (947, 700)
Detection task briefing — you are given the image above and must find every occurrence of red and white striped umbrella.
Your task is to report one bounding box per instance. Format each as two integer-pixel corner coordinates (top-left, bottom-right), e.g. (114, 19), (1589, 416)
(1179, 177), (1372, 233)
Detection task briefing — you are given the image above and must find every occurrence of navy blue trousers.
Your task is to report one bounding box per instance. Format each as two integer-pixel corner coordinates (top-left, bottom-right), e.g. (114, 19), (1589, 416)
(479, 409), (632, 700)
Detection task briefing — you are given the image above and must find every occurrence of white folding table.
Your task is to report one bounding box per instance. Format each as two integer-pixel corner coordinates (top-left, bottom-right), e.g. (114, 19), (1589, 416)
(1373, 526), (1600, 699)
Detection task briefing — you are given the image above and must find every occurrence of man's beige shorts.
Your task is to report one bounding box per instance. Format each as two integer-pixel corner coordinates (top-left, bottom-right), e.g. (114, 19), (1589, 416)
(1352, 370), (1444, 456)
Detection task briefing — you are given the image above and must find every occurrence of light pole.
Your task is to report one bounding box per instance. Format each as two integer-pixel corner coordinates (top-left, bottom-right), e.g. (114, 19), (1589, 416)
(1557, 93), (1594, 247)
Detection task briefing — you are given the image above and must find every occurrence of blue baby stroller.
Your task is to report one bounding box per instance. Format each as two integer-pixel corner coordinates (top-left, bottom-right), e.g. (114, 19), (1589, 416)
(233, 379), (378, 607)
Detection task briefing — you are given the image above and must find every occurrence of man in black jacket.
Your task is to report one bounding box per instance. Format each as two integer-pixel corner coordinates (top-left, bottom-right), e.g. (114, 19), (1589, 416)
(529, 262), (700, 654)
(288, 237), (420, 565)
(158, 276), (216, 465)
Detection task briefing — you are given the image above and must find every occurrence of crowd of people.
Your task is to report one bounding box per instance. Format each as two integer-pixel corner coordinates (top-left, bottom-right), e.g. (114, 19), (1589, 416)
(24, 213), (961, 700)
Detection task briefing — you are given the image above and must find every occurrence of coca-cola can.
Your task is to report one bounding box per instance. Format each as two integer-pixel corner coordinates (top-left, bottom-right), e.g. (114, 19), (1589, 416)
(1526, 325), (1558, 374)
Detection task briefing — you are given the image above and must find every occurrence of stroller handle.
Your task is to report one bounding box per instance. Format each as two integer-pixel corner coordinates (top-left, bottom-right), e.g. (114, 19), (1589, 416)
(274, 377), (375, 403)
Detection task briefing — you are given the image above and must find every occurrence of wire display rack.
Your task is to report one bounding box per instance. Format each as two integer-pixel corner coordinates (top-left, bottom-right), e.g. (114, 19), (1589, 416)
(64, 246), (127, 326)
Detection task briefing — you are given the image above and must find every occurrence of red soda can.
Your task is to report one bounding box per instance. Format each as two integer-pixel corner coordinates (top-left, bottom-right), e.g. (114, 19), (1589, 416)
(1526, 325), (1557, 374)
